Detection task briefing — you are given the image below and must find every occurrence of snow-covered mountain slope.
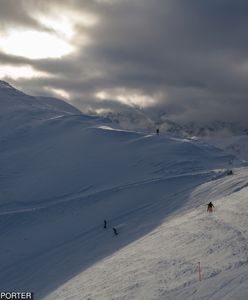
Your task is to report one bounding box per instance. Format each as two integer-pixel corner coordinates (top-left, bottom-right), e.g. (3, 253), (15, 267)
(0, 80), (81, 138)
(0, 81), (80, 116)
(203, 135), (248, 161)
(0, 81), (234, 212)
(46, 168), (248, 300)
(36, 96), (81, 115)
(0, 81), (247, 299)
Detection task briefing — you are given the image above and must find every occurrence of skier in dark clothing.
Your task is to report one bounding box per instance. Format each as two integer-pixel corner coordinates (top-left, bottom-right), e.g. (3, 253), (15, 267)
(156, 128), (160, 135)
(104, 220), (107, 229)
(207, 202), (215, 213)
(113, 227), (118, 236)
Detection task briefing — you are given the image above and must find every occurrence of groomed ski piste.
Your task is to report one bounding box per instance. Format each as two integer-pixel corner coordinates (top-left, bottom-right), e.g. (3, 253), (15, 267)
(0, 81), (247, 299)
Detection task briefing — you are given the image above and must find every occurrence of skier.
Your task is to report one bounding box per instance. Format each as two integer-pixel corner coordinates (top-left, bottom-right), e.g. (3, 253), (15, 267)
(156, 128), (160, 135)
(104, 220), (107, 229)
(113, 227), (118, 236)
(207, 202), (215, 213)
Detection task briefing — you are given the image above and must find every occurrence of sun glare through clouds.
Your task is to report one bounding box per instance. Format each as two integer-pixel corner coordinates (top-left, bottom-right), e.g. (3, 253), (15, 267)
(0, 30), (74, 59)
(37, 16), (75, 40)
(0, 12), (99, 81)
(45, 87), (71, 100)
(0, 65), (50, 79)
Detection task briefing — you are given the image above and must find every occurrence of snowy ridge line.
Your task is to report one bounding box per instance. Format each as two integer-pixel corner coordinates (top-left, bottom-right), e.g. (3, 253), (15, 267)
(0, 169), (222, 216)
(43, 113), (92, 122)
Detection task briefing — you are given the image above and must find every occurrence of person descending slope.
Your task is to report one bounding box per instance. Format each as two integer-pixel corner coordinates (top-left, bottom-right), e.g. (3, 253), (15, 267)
(207, 202), (215, 213)
(104, 220), (107, 229)
(156, 128), (160, 135)
(113, 227), (118, 236)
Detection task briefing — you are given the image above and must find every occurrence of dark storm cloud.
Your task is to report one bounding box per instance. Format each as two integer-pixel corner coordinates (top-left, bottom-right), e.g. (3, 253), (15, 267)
(0, 52), (30, 65)
(0, 0), (56, 32)
(1, 0), (248, 127)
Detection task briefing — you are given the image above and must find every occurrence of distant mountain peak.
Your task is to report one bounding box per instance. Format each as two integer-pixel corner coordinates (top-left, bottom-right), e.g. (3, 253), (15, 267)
(0, 80), (31, 99)
(0, 80), (83, 124)
(0, 80), (14, 89)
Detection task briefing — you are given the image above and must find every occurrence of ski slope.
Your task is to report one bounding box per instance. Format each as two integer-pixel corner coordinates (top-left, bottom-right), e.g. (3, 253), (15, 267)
(0, 81), (247, 299)
(46, 169), (248, 300)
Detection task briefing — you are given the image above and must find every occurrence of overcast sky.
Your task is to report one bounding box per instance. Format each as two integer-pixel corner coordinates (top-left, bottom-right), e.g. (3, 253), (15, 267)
(0, 0), (248, 126)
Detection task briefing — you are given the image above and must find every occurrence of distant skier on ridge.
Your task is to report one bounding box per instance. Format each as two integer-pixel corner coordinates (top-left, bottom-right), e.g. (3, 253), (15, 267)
(207, 202), (215, 213)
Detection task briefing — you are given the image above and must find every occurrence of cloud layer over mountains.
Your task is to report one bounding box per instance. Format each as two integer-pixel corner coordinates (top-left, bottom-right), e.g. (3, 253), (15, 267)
(1, 0), (248, 127)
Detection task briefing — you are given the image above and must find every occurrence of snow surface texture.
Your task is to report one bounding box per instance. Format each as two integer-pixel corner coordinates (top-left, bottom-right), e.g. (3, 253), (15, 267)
(204, 135), (248, 161)
(47, 172), (248, 300)
(0, 81), (247, 299)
